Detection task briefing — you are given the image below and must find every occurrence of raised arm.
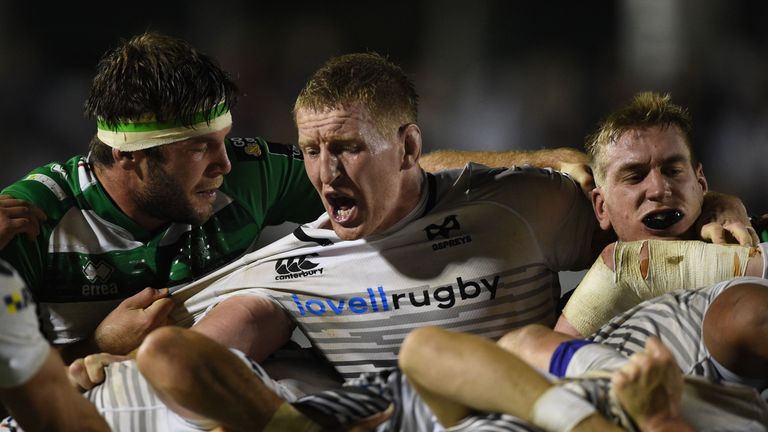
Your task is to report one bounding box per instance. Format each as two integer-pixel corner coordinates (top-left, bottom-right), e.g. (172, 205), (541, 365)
(421, 147), (595, 193)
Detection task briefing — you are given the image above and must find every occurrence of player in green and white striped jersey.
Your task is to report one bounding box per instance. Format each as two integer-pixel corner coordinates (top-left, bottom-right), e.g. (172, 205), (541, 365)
(0, 32), (323, 361)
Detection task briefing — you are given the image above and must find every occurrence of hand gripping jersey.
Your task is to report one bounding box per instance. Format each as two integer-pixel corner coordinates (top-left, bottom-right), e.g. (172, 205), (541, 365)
(0, 259), (49, 388)
(0, 138), (322, 344)
(173, 164), (596, 378)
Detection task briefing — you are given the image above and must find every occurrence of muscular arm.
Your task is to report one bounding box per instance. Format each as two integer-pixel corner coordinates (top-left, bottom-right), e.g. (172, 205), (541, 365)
(420, 147), (589, 171)
(58, 287), (174, 363)
(0, 349), (109, 432)
(421, 147), (595, 193)
(398, 326), (621, 431)
(191, 294), (294, 363)
(557, 240), (764, 338)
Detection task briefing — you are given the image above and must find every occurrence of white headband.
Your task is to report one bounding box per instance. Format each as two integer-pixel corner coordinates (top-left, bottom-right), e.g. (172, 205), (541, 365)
(96, 105), (232, 151)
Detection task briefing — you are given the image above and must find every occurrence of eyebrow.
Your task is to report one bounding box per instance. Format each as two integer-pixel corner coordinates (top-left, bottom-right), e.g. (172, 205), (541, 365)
(298, 137), (360, 149)
(614, 153), (689, 174)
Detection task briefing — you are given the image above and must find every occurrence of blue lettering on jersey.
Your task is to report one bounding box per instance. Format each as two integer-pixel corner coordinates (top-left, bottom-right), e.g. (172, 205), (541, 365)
(291, 275), (499, 316)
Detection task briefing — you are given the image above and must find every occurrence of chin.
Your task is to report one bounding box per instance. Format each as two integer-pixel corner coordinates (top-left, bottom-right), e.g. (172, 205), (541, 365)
(332, 224), (365, 241)
(189, 207), (215, 225)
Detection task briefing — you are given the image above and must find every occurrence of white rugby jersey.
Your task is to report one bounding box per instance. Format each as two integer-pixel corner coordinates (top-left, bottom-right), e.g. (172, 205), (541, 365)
(589, 277), (768, 380)
(172, 164), (596, 377)
(0, 259), (49, 388)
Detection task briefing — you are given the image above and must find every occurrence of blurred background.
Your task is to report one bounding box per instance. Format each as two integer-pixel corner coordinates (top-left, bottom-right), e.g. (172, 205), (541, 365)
(1, 0), (766, 217)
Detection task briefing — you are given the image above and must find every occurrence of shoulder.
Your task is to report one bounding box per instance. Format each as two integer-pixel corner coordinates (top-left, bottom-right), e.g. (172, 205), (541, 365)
(2, 157), (81, 210)
(437, 163), (581, 202)
(226, 137), (303, 164)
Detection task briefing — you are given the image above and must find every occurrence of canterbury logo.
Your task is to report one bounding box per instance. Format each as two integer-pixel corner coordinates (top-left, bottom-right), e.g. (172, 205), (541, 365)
(275, 254), (319, 274)
(424, 215), (460, 240)
(274, 254), (324, 280)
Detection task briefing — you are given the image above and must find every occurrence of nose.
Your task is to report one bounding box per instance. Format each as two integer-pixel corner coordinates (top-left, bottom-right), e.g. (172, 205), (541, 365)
(645, 169), (671, 201)
(208, 140), (232, 176)
(318, 149), (340, 185)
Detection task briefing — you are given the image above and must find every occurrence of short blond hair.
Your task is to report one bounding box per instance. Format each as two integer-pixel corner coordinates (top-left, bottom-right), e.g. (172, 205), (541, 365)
(294, 52), (418, 139)
(586, 92), (694, 185)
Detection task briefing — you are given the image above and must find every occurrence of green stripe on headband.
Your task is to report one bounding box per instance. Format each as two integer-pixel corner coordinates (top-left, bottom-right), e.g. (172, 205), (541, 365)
(97, 103), (229, 132)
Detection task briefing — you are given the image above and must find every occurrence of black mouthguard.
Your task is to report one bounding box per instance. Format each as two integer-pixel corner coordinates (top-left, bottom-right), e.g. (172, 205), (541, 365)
(642, 210), (683, 230)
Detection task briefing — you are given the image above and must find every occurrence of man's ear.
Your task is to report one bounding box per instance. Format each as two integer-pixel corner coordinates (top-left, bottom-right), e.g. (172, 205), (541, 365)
(591, 187), (613, 231)
(400, 124), (422, 170)
(695, 162), (708, 194)
(112, 148), (140, 170)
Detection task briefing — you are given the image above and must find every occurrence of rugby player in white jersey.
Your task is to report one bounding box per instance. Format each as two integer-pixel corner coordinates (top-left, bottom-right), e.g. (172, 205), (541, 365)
(395, 92), (768, 430)
(0, 256), (108, 431)
(553, 92), (765, 337)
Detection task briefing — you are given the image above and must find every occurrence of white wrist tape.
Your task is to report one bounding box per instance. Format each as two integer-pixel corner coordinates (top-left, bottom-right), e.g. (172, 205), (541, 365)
(532, 386), (596, 432)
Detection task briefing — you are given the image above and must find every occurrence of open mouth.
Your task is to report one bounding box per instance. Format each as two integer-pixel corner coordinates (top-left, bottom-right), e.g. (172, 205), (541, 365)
(327, 193), (357, 223)
(642, 210), (683, 230)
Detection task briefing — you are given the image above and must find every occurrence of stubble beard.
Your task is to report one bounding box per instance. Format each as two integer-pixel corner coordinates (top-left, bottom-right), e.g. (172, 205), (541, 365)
(134, 165), (212, 226)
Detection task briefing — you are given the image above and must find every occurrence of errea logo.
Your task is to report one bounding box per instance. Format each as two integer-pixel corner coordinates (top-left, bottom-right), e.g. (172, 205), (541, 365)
(83, 261), (114, 283)
(275, 254), (324, 280)
(424, 215), (473, 251)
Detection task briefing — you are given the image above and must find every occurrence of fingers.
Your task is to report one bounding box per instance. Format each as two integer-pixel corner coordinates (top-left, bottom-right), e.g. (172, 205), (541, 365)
(68, 358), (88, 390)
(702, 222), (758, 246)
(68, 353), (130, 391)
(725, 223), (758, 246)
(559, 163), (595, 196)
(144, 297), (175, 326)
(0, 196), (47, 247)
(700, 223), (727, 245)
(85, 353), (130, 385)
(121, 287), (169, 309)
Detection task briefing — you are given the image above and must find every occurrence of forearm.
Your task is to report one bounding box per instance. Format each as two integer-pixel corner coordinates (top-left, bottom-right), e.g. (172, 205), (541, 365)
(137, 327), (286, 431)
(420, 147), (588, 172)
(0, 350), (109, 431)
(399, 327), (552, 425)
(191, 295), (293, 363)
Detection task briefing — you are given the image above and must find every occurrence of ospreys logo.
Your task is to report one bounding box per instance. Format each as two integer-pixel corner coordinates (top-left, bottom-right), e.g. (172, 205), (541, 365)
(275, 254), (324, 280)
(424, 215), (460, 240)
(424, 215), (472, 251)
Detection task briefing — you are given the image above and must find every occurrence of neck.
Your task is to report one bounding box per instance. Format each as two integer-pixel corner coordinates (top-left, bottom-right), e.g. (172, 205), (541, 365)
(375, 168), (426, 233)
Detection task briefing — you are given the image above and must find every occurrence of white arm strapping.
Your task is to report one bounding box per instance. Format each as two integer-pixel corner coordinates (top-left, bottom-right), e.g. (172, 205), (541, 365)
(563, 240), (756, 336)
(532, 386), (597, 432)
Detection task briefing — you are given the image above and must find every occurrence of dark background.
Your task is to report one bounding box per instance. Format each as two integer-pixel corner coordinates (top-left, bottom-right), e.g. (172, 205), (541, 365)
(1, 0), (766, 214)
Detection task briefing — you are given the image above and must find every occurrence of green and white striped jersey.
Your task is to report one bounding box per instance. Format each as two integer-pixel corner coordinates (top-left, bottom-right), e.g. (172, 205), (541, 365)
(0, 137), (323, 344)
